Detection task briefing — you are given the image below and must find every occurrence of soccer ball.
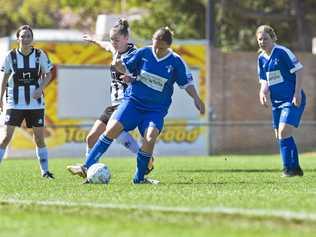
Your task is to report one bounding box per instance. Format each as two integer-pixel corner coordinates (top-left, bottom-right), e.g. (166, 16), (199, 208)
(86, 163), (111, 184)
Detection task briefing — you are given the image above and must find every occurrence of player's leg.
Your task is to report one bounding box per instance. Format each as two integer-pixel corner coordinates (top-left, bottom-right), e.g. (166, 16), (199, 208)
(86, 105), (140, 155)
(133, 111), (164, 184)
(133, 126), (160, 184)
(67, 100), (139, 177)
(272, 108), (292, 175)
(278, 101), (305, 177)
(82, 119), (124, 169)
(0, 109), (23, 163)
(277, 122), (295, 176)
(85, 106), (117, 155)
(0, 125), (15, 163)
(116, 130), (140, 153)
(107, 104), (140, 154)
(29, 109), (54, 179)
(68, 121), (124, 178)
(83, 100), (140, 168)
(85, 120), (107, 156)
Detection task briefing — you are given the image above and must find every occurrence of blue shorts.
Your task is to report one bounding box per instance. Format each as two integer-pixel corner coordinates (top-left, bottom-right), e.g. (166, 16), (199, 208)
(272, 96), (306, 129)
(112, 99), (167, 136)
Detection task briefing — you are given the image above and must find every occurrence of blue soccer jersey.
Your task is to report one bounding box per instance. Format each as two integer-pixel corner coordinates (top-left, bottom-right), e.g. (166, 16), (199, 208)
(122, 46), (193, 112)
(257, 44), (303, 108)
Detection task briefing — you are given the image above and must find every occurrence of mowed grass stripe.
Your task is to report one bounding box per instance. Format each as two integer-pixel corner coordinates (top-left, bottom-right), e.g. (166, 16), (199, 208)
(2, 199), (316, 222)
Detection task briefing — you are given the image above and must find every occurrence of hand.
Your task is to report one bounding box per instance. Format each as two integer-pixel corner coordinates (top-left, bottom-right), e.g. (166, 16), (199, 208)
(119, 74), (135, 83)
(83, 34), (94, 43)
(194, 97), (205, 115)
(259, 91), (268, 107)
(32, 88), (43, 99)
(292, 91), (301, 107)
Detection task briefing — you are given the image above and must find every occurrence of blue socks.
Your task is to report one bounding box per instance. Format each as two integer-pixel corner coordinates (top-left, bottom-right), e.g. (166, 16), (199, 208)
(84, 134), (113, 168)
(279, 137), (300, 170)
(133, 150), (151, 183)
(0, 148), (6, 163)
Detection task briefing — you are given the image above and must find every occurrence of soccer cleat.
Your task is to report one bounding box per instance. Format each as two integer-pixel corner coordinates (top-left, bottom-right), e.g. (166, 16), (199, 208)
(42, 171), (55, 179)
(82, 179), (90, 184)
(281, 169), (293, 177)
(294, 166), (304, 177)
(66, 164), (87, 178)
(145, 157), (155, 175)
(133, 178), (160, 185)
(281, 167), (304, 177)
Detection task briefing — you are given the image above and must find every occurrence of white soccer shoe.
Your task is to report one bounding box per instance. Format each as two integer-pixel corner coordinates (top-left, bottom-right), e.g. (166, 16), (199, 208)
(133, 178), (160, 185)
(144, 178), (160, 185)
(66, 164), (87, 178)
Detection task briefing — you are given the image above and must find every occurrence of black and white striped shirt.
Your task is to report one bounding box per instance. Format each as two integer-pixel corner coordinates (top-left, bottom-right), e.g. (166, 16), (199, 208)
(110, 43), (136, 106)
(1, 48), (53, 109)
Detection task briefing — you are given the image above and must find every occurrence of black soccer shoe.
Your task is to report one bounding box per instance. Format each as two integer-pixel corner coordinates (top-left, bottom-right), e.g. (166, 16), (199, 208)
(293, 166), (304, 177)
(145, 157), (154, 175)
(281, 167), (304, 177)
(42, 171), (55, 179)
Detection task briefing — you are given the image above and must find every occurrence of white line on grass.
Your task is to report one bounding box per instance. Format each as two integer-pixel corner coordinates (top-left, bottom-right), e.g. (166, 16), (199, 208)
(1, 199), (316, 222)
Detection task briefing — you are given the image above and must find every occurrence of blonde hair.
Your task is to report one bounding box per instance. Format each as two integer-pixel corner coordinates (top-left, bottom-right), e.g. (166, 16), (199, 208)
(256, 25), (277, 42)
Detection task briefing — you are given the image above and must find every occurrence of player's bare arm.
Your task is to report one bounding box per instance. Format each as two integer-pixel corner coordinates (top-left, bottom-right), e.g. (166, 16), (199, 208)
(185, 84), (205, 115)
(0, 73), (10, 112)
(32, 72), (52, 100)
(83, 34), (114, 53)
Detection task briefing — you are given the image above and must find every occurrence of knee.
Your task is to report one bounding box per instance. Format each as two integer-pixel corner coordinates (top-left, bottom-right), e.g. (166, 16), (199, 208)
(86, 133), (94, 144)
(143, 133), (158, 146)
(278, 128), (291, 140)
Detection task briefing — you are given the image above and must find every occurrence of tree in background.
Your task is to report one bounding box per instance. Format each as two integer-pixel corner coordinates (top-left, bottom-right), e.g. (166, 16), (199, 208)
(130, 0), (206, 39)
(216, 0), (316, 51)
(0, 0), (315, 52)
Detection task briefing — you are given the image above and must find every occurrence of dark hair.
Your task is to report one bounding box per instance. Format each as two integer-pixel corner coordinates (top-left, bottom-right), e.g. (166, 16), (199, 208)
(153, 27), (173, 45)
(16, 25), (33, 39)
(111, 19), (129, 36)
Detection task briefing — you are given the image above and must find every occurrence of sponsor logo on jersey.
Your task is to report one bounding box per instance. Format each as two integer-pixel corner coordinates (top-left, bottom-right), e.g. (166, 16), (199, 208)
(138, 70), (167, 92)
(266, 70), (284, 86)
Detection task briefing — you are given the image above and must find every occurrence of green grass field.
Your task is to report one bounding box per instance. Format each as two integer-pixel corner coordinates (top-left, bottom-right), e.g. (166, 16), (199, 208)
(1, 153), (316, 237)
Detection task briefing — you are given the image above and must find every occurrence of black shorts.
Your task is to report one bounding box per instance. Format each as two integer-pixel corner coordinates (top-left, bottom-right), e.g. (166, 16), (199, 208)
(5, 109), (45, 128)
(98, 105), (119, 124)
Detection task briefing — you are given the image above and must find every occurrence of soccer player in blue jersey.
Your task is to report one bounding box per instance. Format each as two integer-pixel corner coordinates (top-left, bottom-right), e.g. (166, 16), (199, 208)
(67, 27), (205, 184)
(256, 25), (305, 177)
(81, 19), (153, 174)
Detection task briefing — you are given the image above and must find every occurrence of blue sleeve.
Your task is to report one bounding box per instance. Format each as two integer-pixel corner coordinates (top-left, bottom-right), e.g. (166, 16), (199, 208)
(174, 57), (193, 89)
(257, 57), (266, 81)
(122, 48), (144, 75)
(280, 48), (303, 74)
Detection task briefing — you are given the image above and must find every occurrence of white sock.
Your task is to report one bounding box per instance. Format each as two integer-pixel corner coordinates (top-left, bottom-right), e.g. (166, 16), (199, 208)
(36, 147), (49, 175)
(85, 146), (91, 157)
(0, 148), (6, 163)
(116, 131), (139, 154)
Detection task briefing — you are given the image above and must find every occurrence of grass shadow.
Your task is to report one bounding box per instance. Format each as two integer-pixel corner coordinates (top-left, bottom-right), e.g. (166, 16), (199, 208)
(174, 168), (281, 173)
(174, 168), (316, 173)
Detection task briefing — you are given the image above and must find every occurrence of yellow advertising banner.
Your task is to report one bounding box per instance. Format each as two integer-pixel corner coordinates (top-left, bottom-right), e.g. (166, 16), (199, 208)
(8, 41), (207, 156)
